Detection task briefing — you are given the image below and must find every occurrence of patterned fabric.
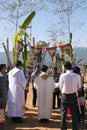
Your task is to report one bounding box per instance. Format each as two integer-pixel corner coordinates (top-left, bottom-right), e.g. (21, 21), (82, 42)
(0, 108), (5, 126)
(0, 76), (8, 109)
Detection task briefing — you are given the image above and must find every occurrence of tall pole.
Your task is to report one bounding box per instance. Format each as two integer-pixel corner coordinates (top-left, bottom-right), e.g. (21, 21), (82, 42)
(15, 0), (20, 32)
(6, 38), (9, 68)
(29, 0), (33, 44)
(2, 43), (12, 68)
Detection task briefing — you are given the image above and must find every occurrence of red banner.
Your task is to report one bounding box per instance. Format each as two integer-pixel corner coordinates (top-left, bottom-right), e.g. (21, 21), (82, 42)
(48, 48), (56, 61)
(31, 43), (69, 50)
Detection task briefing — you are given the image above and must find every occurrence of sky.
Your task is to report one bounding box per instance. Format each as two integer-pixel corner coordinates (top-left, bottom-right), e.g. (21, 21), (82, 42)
(32, 9), (87, 47)
(0, 3), (87, 52)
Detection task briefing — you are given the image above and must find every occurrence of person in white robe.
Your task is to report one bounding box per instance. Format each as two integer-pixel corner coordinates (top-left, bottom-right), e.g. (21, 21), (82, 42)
(7, 60), (27, 123)
(34, 65), (55, 123)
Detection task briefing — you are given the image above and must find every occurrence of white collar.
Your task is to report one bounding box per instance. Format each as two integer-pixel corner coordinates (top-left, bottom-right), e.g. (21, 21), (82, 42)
(66, 70), (73, 73)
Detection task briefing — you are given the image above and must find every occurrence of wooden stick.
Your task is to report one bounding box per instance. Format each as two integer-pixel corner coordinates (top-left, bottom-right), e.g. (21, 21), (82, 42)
(2, 43), (13, 68)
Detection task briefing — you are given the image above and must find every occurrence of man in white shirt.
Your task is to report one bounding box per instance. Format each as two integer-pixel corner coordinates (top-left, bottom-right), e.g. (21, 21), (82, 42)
(31, 65), (41, 107)
(59, 62), (81, 130)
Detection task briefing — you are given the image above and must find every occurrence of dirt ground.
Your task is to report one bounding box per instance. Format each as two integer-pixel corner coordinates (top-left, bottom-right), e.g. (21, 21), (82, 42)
(1, 83), (87, 130)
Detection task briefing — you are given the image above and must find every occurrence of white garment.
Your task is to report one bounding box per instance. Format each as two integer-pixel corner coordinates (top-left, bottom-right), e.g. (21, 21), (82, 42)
(34, 72), (55, 120)
(7, 67), (27, 117)
(59, 70), (81, 94)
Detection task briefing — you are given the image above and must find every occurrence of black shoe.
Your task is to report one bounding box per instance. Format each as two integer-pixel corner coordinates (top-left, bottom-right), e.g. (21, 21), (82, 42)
(53, 107), (56, 109)
(12, 117), (24, 123)
(12, 117), (17, 123)
(39, 119), (49, 123)
(44, 119), (49, 123)
(58, 106), (61, 109)
(17, 118), (24, 123)
(33, 105), (36, 107)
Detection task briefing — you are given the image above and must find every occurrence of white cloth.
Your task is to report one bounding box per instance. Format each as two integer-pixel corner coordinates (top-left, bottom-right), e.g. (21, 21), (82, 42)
(7, 67), (27, 117)
(55, 83), (60, 88)
(59, 70), (81, 94)
(34, 72), (55, 120)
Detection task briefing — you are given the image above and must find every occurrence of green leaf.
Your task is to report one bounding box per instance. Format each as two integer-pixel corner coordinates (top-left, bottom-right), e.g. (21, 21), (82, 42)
(22, 51), (27, 72)
(19, 29), (30, 38)
(69, 32), (72, 44)
(21, 11), (36, 30)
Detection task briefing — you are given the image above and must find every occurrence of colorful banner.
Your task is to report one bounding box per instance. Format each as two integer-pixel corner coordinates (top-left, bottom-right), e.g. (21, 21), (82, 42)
(48, 48), (56, 61)
(34, 49), (40, 59)
(31, 43), (69, 50)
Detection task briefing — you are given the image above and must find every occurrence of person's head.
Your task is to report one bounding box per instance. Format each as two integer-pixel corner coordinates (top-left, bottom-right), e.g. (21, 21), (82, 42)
(47, 66), (52, 74)
(15, 60), (23, 70)
(53, 67), (57, 74)
(0, 64), (7, 75)
(73, 66), (80, 75)
(64, 62), (72, 71)
(35, 65), (41, 73)
(41, 65), (48, 72)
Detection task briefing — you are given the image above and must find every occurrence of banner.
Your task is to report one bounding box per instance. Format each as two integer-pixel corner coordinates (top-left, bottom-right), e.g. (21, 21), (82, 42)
(29, 43), (71, 64)
(48, 48), (56, 61)
(31, 43), (69, 50)
(33, 48), (40, 59)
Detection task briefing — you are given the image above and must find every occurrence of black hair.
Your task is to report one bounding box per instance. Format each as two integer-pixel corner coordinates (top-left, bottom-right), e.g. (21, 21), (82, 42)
(64, 62), (72, 70)
(35, 65), (40, 69)
(0, 64), (6, 71)
(41, 65), (48, 72)
(15, 60), (23, 67)
(54, 67), (57, 71)
(73, 66), (80, 74)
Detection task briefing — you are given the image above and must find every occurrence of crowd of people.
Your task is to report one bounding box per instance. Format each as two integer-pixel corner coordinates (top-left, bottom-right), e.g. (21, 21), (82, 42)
(0, 60), (87, 130)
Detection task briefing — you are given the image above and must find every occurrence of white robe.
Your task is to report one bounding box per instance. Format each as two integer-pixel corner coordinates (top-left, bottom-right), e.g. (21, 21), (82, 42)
(7, 67), (27, 117)
(34, 72), (55, 120)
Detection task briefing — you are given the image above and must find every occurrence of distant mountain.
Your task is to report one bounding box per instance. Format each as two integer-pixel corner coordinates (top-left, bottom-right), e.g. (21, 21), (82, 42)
(45, 47), (87, 66)
(73, 47), (87, 64)
(0, 47), (87, 65)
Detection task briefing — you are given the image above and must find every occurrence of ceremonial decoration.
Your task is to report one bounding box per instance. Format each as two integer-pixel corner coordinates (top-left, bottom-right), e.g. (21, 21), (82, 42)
(48, 47), (56, 61)
(30, 42), (72, 67)
(13, 11), (36, 71)
(2, 22), (74, 74)
(31, 43), (69, 50)
(2, 42), (13, 68)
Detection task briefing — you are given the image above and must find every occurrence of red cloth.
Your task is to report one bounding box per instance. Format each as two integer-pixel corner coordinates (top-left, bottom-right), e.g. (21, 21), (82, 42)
(0, 108), (5, 126)
(67, 107), (72, 115)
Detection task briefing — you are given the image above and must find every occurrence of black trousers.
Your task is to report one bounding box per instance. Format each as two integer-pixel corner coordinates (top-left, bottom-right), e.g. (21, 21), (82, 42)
(77, 107), (85, 122)
(61, 93), (78, 130)
(53, 91), (61, 108)
(32, 86), (37, 106)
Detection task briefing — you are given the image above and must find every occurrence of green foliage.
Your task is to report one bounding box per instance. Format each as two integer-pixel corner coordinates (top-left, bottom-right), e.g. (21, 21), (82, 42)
(21, 11), (36, 30)
(69, 33), (72, 44)
(37, 50), (42, 63)
(27, 50), (34, 66)
(13, 11), (36, 71)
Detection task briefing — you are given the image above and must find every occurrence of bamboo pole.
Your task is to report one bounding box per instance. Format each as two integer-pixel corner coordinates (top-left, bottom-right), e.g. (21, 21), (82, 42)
(2, 43), (13, 68)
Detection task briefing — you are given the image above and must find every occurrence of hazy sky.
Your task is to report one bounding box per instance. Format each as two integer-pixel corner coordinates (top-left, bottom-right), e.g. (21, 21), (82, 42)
(0, 4), (87, 52)
(32, 8), (87, 47)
